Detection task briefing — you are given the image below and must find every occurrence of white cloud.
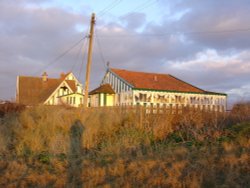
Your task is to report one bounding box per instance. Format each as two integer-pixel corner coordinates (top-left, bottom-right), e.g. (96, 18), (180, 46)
(0, 0), (250, 107)
(168, 49), (250, 75)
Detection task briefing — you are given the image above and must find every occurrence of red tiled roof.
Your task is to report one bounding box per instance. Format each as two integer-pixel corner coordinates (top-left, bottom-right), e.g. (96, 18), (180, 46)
(18, 75), (77, 105)
(60, 72), (71, 80)
(89, 84), (115, 95)
(110, 68), (205, 93)
(66, 80), (77, 93)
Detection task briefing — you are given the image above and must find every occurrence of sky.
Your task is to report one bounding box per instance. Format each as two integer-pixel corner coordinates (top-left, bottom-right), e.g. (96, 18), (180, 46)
(0, 0), (250, 107)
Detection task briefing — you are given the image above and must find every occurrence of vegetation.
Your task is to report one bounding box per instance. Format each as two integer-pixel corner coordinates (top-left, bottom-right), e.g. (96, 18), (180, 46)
(0, 103), (249, 187)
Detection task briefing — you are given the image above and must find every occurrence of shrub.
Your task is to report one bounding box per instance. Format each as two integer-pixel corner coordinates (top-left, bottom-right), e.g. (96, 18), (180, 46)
(0, 105), (249, 187)
(0, 102), (25, 117)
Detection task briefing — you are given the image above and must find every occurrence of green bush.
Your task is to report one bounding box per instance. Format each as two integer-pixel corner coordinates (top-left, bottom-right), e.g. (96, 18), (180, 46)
(38, 151), (51, 164)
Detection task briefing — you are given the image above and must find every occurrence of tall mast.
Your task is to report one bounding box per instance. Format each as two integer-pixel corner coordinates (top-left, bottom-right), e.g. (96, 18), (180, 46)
(84, 13), (95, 107)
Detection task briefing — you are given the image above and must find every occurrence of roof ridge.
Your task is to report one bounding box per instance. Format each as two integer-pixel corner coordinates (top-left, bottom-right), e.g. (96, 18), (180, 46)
(61, 72), (72, 79)
(19, 75), (59, 80)
(110, 68), (169, 76)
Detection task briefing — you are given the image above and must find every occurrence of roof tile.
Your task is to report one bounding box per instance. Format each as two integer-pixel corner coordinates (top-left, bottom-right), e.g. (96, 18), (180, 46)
(89, 84), (115, 95)
(110, 68), (205, 93)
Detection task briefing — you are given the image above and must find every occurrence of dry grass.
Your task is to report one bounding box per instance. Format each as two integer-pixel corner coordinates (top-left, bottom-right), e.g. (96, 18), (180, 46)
(0, 103), (249, 187)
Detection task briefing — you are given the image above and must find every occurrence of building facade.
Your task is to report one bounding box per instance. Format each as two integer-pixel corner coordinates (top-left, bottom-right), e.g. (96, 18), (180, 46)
(94, 68), (227, 111)
(16, 72), (84, 107)
(89, 84), (115, 107)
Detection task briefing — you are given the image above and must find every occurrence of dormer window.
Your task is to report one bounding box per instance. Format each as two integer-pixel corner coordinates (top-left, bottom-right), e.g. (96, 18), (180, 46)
(61, 86), (67, 90)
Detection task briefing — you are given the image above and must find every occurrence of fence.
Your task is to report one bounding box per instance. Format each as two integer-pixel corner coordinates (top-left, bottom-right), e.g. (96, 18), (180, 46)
(89, 104), (225, 115)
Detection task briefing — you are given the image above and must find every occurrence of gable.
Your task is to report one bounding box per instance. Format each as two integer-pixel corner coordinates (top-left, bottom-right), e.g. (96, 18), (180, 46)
(101, 70), (133, 93)
(43, 80), (75, 104)
(63, 72), (81, 84)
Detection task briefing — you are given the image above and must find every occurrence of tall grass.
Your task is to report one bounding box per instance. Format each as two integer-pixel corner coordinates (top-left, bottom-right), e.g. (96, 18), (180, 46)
(0, 103), (249, 187)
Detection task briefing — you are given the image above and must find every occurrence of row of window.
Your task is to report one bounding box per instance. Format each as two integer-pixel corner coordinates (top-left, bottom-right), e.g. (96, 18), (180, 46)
(66, 97), (83, 105)
(134, 93), (225, 105)
(135, 102), (225, 110)
(66, 97), (75, 105)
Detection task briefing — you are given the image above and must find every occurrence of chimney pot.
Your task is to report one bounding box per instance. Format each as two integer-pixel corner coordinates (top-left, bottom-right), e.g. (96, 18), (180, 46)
(42, 72), (48, 82)
(154, 75), (158, 82)
(60, 72), (65, 79)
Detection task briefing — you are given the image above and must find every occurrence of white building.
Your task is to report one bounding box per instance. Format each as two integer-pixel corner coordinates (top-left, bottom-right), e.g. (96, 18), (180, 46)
(90, 68), (227, 111)
(16, 72), (84, 107)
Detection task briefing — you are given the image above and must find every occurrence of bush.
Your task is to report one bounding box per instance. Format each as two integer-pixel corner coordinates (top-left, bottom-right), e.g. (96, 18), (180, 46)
(0, 102), (25, 117)
(38, 151), (51, 164)
(0, 105), (249, 187)
(230, 102), (250, 123)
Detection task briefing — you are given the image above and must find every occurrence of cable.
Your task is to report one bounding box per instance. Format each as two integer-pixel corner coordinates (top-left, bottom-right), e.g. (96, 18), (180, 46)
(98, 0), (123, 17)
(77, 37), (88, 82)
(180, 28), (250, 35)
(97, 0), (118, 16)
(70, 38), (86, 73)
(123, 0), (158, 18)
(0, 37), (86, 90)
(95, 30), (107, 69)
(96, 27), (250, 38)
(32, 37), (86, 76)
(96, 0), (157, 32)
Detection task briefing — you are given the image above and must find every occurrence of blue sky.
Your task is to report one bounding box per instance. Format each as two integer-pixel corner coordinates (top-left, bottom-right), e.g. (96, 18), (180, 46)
(0, 0), (250, 107)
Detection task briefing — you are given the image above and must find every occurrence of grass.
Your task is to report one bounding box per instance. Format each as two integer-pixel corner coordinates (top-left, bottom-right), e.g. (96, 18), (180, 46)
(0, 103), (249, 187)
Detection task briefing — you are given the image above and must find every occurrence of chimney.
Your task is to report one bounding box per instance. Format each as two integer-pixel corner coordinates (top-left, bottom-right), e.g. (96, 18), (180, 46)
(154, 75), (158, 82)
(42, 72), (48, 82)
(60, 72), (65, 79)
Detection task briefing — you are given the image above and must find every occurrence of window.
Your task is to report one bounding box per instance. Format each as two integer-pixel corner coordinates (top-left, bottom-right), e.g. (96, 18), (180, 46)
(122, 82), (124, 92)
(139, 93), (147, 102)
(115, 77), (118, 93)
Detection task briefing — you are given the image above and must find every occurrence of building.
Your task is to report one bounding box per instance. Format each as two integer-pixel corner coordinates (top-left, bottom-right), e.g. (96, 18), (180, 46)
(89, 84), (115, 107)
(16, 72), (84, 107)
(90, 68), (227, 111)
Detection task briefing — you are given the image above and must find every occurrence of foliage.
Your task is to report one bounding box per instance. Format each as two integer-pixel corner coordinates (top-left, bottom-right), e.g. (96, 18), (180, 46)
(0, 103), (249, 187)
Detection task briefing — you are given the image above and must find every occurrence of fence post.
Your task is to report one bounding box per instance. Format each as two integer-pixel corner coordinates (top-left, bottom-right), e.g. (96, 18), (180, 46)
(139, 105), (143, 128)
(176, 104), (179, 114)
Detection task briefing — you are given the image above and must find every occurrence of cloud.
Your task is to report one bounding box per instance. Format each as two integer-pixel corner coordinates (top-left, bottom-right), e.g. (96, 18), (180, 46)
(164, 49), (250, 106)
(0, 0), (249, 107)
(166, 0), (250, 50)
(0, 1), (88, 99)
(169, 49), (250, 75)
(119, 12), (146, 30)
